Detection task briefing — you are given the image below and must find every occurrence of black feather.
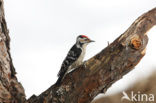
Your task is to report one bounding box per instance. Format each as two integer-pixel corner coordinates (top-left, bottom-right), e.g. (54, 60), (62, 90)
(56, 44), (82, 85)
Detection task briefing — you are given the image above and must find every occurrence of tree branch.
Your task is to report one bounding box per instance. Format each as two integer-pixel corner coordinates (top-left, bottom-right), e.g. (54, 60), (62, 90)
(28, 8), (156, 103)
(0, 0), (156, 102)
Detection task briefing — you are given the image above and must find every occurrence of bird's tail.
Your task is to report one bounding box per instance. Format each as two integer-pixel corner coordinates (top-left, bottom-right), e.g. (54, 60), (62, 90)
(55, 75), (64, 86)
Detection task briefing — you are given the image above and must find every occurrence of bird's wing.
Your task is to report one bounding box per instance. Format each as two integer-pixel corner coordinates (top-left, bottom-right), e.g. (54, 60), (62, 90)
(57, 45), (82, 77)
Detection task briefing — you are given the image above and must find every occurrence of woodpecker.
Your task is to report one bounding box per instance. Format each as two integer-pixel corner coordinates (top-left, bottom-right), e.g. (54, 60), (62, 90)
(56, 35), (94, 85)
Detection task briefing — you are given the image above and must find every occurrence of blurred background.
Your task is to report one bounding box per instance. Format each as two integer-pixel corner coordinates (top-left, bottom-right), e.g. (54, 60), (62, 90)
(4, 0), (156, 101)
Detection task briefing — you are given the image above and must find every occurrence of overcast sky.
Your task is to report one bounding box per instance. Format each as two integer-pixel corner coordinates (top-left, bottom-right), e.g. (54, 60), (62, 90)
(4, 0), (156, 98)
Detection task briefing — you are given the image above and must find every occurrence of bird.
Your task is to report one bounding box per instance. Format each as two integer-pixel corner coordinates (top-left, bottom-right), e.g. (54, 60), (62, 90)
(56, 35), (95, 85)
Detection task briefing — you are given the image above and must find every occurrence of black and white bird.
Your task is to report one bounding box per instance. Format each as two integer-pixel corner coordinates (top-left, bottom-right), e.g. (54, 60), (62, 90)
(56, 35), (94, 85)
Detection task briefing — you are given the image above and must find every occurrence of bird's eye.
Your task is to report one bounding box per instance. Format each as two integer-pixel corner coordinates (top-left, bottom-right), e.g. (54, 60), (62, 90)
(79, 36), (83, 38)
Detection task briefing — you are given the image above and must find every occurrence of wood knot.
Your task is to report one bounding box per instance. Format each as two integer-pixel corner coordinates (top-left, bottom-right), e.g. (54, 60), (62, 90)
(130, 37), (142, 50)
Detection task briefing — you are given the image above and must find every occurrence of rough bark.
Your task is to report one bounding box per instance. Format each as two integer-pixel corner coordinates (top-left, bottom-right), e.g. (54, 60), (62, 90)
(0, 0), (156, 102)
(28, 8), (156, 103)
(0, 0), (26, 103)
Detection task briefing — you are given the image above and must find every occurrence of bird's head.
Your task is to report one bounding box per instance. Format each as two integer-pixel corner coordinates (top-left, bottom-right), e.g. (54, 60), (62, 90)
(76, 35), (95, 45)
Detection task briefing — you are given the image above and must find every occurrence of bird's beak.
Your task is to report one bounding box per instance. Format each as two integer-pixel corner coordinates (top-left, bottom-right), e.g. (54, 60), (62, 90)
(89, 39), (95, 43)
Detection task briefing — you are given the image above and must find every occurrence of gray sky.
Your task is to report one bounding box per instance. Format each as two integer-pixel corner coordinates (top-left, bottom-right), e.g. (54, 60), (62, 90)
(4, 0), (156, 98)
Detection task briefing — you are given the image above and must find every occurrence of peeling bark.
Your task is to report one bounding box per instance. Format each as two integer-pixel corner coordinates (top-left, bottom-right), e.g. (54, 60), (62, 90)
(0, 0), (156, 102)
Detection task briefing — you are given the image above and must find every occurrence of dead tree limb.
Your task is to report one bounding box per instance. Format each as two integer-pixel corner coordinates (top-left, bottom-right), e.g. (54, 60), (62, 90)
(0, 0), (156, 102)
(28, 8), (156, 103)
